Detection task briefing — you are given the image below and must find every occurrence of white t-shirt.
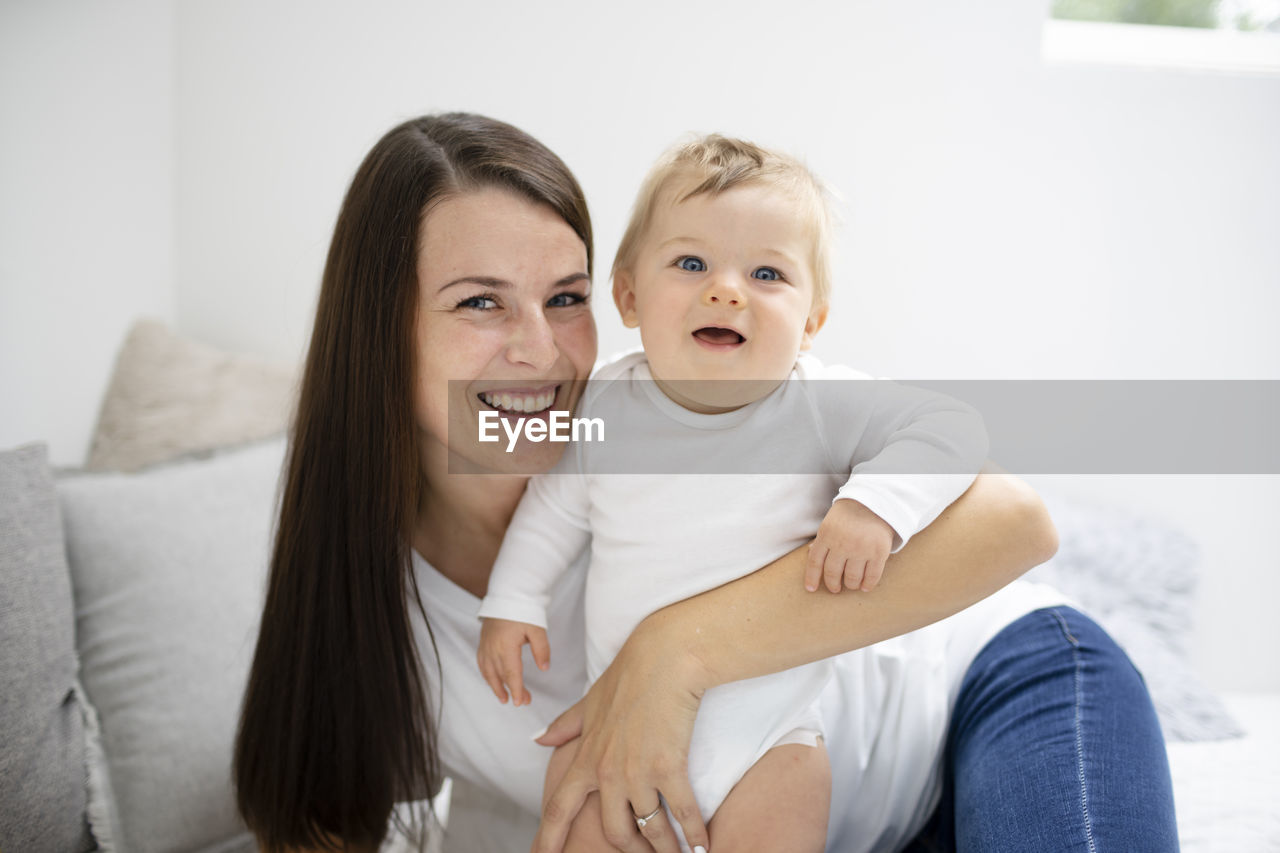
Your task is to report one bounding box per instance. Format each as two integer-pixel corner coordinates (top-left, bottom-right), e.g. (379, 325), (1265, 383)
(411, 547), (588, 818)
(413, 547), (1067, 853)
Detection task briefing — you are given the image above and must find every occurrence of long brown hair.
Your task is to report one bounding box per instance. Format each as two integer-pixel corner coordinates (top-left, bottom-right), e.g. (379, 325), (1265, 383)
(234, 113), (592, 850)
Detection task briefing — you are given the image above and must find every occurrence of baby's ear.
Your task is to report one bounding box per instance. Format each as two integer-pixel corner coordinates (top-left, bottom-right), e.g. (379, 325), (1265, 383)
(612, 269), (640, 328)
(800, 302), (829, 351)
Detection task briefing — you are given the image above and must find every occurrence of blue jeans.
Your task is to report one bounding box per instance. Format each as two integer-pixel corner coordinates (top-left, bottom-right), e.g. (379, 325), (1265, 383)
(905, 607), (1179, 852)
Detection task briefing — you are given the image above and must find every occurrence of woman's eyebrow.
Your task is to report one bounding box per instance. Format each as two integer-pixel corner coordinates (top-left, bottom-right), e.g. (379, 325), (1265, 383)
(437, 272), (589, 292)
(438, 275), (509, 292)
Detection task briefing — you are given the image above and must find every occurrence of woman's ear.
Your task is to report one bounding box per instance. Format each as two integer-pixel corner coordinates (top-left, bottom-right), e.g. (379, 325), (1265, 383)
(800, 302), (829, 351)
(613, 269), (640, 328)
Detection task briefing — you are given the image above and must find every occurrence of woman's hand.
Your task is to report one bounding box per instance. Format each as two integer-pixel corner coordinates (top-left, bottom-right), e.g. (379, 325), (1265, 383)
(531, 616), (712, 853)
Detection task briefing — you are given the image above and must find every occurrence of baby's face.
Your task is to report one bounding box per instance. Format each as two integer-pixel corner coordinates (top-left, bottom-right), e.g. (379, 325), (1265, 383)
(614, 183), (825, 413)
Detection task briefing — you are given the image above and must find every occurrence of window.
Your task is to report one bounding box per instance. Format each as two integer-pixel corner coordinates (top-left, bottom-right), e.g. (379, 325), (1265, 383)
(1052, 0), (1280, 32)
(1044, 0), (1280, 72)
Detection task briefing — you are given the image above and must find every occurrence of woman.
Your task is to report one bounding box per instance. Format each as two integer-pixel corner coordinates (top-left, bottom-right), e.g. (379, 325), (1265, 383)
(234, 113), (1178, 853)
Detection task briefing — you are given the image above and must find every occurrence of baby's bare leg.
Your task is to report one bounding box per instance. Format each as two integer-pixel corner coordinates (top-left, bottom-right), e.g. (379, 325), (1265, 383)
(708, 742), (831, 853)
(544, 738), (615, 853)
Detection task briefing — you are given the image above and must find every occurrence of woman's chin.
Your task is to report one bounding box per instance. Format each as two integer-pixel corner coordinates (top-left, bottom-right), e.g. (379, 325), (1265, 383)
(447, 437), (569, 477)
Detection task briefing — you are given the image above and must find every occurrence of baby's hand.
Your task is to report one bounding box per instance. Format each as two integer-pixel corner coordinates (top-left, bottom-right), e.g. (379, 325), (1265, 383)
(477, 617), (550, 707)
(806, 499), (896, 593)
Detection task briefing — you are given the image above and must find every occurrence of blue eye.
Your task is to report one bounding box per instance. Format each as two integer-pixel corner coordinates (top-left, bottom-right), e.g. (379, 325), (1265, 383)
(753, 267), (781, 281)
(547, 292), (588, 308)
(677, 256), (706, 272)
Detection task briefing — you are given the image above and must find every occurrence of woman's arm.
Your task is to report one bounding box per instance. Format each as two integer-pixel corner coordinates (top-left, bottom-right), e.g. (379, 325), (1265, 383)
(531, 468), (1058, 853)
(658, 469), (1056, 683)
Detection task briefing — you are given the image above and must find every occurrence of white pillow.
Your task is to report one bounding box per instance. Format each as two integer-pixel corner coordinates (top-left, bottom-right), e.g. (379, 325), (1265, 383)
(1028, 494), (1242, 742)
(86, 319), (296, 472)
(58, 439), (285, 852)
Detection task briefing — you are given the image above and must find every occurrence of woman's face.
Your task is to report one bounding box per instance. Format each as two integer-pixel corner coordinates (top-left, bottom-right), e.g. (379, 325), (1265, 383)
(415, 187), (597, 475)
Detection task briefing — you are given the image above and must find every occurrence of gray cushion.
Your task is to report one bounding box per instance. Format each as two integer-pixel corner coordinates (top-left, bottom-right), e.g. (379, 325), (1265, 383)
(58, 438), (285, 852)
(1029, 494), (1243, 742)
(0, 444), (95, 852)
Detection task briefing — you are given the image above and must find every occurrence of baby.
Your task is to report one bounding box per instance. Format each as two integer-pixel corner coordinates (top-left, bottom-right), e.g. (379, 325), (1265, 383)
(477, 135), (988, 852)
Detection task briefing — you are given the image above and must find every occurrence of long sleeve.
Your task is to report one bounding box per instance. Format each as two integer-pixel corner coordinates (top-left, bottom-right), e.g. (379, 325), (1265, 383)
(809, 362), (989, 551)
(477, 458), (592, 629)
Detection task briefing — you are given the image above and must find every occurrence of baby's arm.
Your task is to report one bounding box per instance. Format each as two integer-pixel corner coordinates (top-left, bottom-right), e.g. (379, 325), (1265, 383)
(812, 369), (989, 591)
(476, 467), (591, 703)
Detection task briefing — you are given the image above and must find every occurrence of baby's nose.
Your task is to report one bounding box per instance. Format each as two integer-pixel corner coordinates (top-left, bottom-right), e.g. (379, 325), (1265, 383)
(703, 274), (745, 307)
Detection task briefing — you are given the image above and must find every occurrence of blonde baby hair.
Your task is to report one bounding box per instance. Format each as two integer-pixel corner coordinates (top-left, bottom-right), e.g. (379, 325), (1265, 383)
(611, 134), (835, 309)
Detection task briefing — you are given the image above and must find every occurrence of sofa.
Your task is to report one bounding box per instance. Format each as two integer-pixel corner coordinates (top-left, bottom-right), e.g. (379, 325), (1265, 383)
(3, 320), (1277, 852)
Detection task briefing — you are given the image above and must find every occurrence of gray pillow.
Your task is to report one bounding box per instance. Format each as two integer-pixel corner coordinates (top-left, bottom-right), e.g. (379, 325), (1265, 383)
(58, 438), (285, 852)
(0, 444), (96, 852)
(1029, 494), (1243, 742)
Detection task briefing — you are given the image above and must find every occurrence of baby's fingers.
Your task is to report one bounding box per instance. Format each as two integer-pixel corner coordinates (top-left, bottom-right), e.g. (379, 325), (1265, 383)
(477, 652), (510, 704)
(823, 555), (847, 594)
(843, 559), (868, 592)
(498, 646), (530, 707)
(861, 554), (887, 591)
(805, 542), (828, 592)
(529, 627), (551, 672)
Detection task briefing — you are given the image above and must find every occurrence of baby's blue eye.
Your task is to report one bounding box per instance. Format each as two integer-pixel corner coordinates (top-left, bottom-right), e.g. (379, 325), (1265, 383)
(677, 256), (706, 272)
(753, 267), (781, 281)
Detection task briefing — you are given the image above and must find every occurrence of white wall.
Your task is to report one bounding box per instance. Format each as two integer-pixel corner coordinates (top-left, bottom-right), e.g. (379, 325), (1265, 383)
(0, 0), (175, 464)
(168, 0), (1280, 380)
(3, 0), (1277, 689)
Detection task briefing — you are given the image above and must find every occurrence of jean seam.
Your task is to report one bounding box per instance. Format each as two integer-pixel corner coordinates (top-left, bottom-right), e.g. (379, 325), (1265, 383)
(1047, 606), (1080, 647)
(1053, 609), (1098, 853)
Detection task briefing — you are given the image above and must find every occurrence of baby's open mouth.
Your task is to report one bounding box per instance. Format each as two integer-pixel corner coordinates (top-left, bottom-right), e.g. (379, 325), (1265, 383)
(477, 385), (559, 414)
(692, 327), (746, 346)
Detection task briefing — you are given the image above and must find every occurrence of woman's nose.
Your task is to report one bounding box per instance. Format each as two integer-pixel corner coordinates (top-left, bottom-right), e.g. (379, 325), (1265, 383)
(505, 310), (560, 372)
(702, 273), (746, 308)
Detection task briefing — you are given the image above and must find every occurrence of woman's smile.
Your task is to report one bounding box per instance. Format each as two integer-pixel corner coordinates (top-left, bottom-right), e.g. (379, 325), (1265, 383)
(476, 383), (562, 417)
